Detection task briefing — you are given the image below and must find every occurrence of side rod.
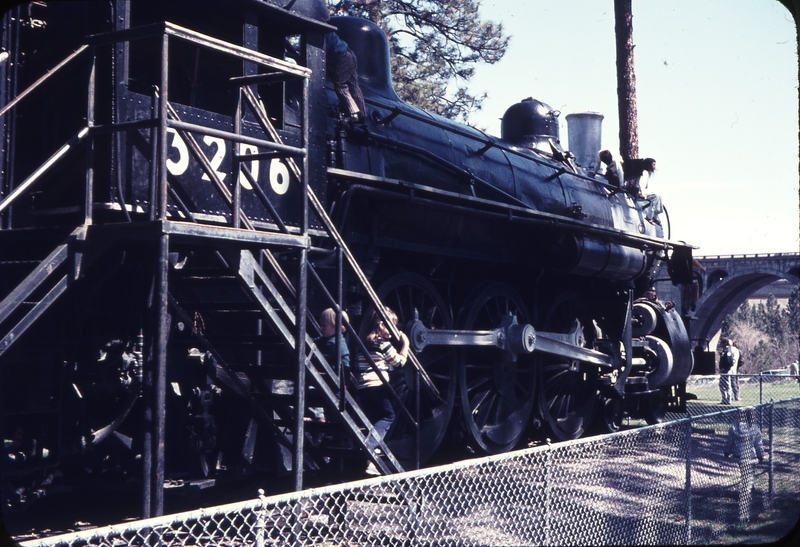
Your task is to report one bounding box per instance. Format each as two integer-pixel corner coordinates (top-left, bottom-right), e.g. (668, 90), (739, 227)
(406, 315), (615, 368)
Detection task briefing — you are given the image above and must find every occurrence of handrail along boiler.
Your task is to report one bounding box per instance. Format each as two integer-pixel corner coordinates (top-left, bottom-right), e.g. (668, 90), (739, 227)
(0, 0), (695, 522)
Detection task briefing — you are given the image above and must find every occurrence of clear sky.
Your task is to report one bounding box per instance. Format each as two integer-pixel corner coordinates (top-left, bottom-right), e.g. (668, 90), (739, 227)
(468, 0), (799, 257)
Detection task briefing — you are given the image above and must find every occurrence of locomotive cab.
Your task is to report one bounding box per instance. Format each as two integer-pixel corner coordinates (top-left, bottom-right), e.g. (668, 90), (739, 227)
(0, 0), (333, 229)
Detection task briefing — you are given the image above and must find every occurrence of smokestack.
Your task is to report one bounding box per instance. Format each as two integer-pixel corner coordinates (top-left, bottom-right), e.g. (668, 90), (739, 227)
(565, 112), (604, 172)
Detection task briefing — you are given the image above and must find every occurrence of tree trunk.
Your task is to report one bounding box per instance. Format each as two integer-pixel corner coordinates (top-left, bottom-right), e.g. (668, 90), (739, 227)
(614, 0), (638, 161)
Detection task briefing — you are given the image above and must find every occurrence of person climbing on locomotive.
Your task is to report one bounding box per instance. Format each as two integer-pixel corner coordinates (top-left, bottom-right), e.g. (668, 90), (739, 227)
(682, 258), (707, 314)
(622, 157), (656, 194)
(596, 149), (624, 188)
(326, 31), (366, 123)
(315, 307), (351, 384)
(719, 338), (740, 405)
(307, 308), (351, 425)
(623, 157), (663, 225)
(356, 307), (409, 475)
(644, 286), (675, 311)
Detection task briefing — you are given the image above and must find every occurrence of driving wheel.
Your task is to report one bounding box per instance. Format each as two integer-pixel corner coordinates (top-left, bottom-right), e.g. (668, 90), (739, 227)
(537, 290), (599, 441)
(458, 283), (536, 454)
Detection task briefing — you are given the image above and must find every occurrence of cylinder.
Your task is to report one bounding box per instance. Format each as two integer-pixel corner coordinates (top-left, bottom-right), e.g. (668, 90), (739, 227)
(565, 112), (604, 171)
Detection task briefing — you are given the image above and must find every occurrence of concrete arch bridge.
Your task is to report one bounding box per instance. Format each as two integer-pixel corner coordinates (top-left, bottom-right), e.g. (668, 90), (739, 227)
(657, 253), (799, 348)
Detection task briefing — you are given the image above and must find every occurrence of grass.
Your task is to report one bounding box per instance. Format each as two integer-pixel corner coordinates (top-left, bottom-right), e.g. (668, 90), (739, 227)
(715, 496), (800, 545)
(686, 376), (800, 408)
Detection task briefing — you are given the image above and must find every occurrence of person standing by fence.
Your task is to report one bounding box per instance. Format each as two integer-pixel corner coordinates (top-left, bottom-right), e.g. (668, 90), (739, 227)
(719, 339), (740, 404)
(723, 407), (765, 524)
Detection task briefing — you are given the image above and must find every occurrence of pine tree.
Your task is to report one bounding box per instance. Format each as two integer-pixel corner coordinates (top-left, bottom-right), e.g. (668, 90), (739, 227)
(720, 314), (735, 343)
(788, 287), (800, 335)
(328, 0), (509, 122)
(733, 301), (752, 326)
(751, 339), (773, 372)
(787, 287), (800, 365)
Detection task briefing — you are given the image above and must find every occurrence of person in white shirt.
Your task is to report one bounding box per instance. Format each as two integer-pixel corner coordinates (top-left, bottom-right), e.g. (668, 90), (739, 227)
(623, 157), (662, 225)
(596, 149), (624, 188)
(356, 308), (409, 475)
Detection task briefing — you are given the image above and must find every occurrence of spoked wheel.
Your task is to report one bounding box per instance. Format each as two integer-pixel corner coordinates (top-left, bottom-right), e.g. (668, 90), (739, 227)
(458, 283), (535, 454)
(537, 291), (599, 441)
(363, 272), (456, 464)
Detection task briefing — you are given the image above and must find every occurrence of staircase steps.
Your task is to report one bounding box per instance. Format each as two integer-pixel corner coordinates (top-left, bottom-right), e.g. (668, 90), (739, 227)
(0, 227), (76, 294)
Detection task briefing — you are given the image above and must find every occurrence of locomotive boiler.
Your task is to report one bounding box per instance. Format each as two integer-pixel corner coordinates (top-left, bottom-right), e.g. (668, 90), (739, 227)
(0, 0), (695, 529)
(325, 15), (693, 449)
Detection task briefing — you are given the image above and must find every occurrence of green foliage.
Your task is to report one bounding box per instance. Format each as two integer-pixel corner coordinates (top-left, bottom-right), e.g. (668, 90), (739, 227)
(328, 0), (510, 122)
(750, 340), (774, 372)
(722, 292), (800, 373)
(788, 286), (800, 334)
(720, 314), (734, 342)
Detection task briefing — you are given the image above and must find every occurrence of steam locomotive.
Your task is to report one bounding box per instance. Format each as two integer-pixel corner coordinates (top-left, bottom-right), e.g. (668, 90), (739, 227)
(0, 0), (694, 526)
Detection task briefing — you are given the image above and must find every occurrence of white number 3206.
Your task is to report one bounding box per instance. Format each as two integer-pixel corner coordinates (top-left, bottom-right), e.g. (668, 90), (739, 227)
(165, 128), (290, 195)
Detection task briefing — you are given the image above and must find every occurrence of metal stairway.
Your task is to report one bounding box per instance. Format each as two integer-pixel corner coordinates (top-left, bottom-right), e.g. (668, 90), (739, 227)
(0, 24), (421, 506)
(160, 243), (406, 477)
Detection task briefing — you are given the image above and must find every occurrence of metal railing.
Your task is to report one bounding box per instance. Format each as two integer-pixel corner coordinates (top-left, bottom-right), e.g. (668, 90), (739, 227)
(696, 252), (799, 260)
(0, 19), (425, 487)
(18, 398), (800, 547)
(0, 20), (311, 228)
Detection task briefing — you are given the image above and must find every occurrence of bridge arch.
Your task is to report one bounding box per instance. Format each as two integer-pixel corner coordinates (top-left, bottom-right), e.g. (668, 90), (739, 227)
(688, 254), (799, 346)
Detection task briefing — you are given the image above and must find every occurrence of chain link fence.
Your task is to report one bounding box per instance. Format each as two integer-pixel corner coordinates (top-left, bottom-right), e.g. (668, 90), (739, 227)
(675, 374), (800, 417)
(19, 398), (800, 546)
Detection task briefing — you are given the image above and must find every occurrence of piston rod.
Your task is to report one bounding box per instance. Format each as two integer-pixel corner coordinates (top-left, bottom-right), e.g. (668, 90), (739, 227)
(406, 313), (615, 367)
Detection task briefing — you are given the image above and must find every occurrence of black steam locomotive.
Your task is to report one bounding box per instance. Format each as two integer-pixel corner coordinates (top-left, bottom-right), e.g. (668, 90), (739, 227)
(0, 0), (694, 527)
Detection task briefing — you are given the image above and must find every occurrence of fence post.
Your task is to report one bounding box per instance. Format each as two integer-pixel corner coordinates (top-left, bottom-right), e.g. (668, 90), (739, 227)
(768, 401), (774, 509)
(291, 497), (305, 547)
(685, 418), (693, 543)
(544, 438), (552, 546)
(406, 480), (420, 547)
(759, 374), (763, 405)
(255, 489), (268, 547)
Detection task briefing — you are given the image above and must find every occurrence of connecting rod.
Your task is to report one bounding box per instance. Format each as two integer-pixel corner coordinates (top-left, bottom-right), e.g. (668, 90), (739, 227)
(406, 313), (615, 368)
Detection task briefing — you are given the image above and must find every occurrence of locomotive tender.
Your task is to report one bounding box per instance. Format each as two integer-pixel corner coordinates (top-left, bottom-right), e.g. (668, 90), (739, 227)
(0, 0), (695, 525)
